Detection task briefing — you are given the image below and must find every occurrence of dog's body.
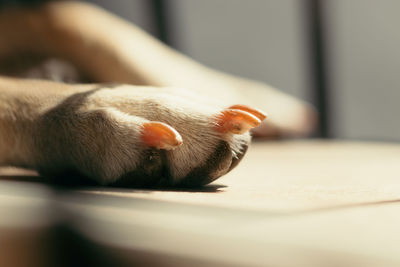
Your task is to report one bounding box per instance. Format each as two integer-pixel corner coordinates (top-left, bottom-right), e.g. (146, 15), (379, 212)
(0, 1), (315, 187)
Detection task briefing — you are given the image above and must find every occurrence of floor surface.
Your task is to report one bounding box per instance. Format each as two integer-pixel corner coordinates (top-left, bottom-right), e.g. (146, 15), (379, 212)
(1, 140), (400, 266)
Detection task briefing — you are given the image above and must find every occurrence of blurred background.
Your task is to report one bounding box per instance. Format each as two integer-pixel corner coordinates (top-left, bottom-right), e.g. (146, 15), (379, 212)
(87, 0), (400, 142)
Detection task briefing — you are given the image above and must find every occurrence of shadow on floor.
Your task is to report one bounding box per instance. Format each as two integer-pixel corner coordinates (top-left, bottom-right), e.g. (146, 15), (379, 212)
(0, 173), (226, 193)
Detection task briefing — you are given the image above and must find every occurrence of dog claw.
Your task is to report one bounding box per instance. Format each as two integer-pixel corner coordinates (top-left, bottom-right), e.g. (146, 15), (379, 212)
(216, 109), (262, 134)
(141, 122), (183, 150)
(228, 104), (267, 121)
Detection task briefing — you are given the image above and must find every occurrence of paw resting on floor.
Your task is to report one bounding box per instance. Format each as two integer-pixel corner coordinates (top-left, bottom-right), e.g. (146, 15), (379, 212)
(33, 85), (266, 187)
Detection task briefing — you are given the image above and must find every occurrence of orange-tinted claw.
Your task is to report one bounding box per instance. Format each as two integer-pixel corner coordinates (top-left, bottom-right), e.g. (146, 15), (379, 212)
(228, 104), (267, 121)
(216, 109), (262, 134)
(141, 122), (183, 150)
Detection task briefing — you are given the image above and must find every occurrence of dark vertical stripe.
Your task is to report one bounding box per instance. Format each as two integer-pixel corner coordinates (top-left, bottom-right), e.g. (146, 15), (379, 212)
(149, 0), (171, 46)
(305, 0), (330, 137)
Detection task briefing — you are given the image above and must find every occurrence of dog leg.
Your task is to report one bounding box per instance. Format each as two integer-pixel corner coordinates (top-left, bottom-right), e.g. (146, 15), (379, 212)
(0, 77), (261, 186)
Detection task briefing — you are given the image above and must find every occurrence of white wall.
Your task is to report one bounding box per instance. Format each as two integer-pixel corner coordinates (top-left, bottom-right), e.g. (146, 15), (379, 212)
(169, 0), (310, 101)
(326, 0), (400, 141)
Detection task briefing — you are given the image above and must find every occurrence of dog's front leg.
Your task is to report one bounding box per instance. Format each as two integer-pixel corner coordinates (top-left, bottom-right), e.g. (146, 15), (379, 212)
(0, 78), (43, 167)
(0, 76), (257, 187)
(0, 76), (92, 168)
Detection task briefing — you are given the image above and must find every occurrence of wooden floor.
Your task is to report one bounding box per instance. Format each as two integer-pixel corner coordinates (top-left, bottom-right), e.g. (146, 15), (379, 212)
(1, 140), (400, 266)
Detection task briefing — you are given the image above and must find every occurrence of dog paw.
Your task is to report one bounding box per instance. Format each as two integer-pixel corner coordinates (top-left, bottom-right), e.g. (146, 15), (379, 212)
(34, 85), (266, 187)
